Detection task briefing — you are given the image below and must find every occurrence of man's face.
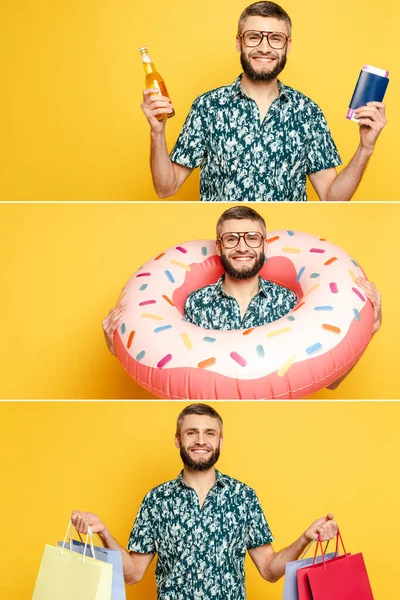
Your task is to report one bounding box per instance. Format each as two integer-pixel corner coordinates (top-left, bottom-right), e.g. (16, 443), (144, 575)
(236, 16), (291, 82)
(175, 414), (223, 472)
(216, 218), (267, 280)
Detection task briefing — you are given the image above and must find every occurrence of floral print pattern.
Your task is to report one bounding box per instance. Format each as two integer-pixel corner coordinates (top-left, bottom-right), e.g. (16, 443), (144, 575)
(184, 276), (297, 330)
(128, 470), (274, 599)
(170, 76), (342, 201)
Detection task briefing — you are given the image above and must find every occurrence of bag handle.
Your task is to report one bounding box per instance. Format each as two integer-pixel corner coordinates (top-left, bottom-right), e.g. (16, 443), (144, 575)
(60, 520), (96, 565)
(314, 528), (349, 569)
(300, 536), (330, 560)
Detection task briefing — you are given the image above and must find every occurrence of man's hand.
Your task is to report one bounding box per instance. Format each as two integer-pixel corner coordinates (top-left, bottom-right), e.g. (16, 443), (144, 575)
(141, 89), (174, 133)
(102, 303), (127, 356)
(356, 277), (382, 334)
(354, 102), (387, 153)
(71, 510), (107, 535)
(304, 514), (338, 542)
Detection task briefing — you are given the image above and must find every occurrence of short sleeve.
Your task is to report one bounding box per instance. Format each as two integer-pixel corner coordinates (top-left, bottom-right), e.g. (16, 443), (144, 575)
(170, 97), (207, 168)
(127, 493), (156, 554)
(246, 489), (274, 550)
(306, 105), (342, 174)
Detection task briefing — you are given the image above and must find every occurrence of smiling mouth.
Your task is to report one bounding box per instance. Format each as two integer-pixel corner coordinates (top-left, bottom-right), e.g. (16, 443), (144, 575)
(251, 56), (276, 63)
(232, 255), (255, 261)
(190, 448), (211, 454)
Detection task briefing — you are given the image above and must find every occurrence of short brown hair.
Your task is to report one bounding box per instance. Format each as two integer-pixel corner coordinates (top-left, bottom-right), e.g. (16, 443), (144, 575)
(238, 2), (292, 36)
(176, 404), (223, 437)
(216, 205), (266, 237)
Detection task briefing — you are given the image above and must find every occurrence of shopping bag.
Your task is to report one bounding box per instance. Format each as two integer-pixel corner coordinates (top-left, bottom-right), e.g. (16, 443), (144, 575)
(296, 530), (374, 600)
(57, 539), (126, 600)
(307, 551), (374, 599)
(283, 537), (336, 600)
(32, 523), (113, 600)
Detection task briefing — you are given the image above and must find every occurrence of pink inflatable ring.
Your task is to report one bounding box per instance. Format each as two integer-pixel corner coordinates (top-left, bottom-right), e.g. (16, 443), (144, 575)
(114, 230), (373, 399)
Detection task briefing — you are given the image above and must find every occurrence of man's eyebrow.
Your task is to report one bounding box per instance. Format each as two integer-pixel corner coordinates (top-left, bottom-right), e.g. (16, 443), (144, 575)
(183, 427), (218, 433)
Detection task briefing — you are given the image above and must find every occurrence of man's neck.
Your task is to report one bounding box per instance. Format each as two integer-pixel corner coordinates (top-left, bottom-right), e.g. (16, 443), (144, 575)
(240, 74), (280, 120)
(222, 274), (260, 303)
(182, 467), (217, 506)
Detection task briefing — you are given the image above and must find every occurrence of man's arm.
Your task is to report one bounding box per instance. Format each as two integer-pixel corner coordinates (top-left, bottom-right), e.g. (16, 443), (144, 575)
(248, 514), (337, 583)
(327, 277), (382, 390)
(309, 102), (387, 201)
(141, 89), (193, 198)
(71, 510), (154, 585)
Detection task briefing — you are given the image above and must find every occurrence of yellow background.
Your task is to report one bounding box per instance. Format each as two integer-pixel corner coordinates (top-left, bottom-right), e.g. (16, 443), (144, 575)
(0, 0), (398, 200)
(0, 402), (399, 599)
(1, 202), (399, 399)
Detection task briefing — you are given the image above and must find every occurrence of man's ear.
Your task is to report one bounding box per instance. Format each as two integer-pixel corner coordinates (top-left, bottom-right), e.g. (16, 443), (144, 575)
(236, 35), (242, 54)
(175, 435), (181, 449)
(216, 240), (222, 257)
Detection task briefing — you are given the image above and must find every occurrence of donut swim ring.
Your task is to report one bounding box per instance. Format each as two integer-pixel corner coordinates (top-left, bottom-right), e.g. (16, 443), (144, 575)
(113, 231), (374, 399)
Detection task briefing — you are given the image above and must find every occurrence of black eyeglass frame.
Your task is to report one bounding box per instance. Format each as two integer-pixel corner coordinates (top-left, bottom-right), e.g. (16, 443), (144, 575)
(217, 231), (265, 249)
(238, 30), (290, 49)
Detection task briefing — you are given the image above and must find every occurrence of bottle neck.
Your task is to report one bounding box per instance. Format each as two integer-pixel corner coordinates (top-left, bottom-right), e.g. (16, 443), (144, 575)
(140, 50), (156, 75)
(143, 61), (156, 75)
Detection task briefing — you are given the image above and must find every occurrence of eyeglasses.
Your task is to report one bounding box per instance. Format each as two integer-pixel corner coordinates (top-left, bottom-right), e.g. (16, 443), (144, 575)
(238, 30), (289, 49)
(218, 232), (265, 249)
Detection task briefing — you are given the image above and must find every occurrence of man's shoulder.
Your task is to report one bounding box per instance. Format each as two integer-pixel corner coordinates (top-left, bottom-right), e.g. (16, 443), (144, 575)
(192, 82), (236, 107)
(142, 477), (181, 502)
(260, 277), (296, 295)
(185, 281), (219, 305)
(218, 472), (257, 496)
(280, 82), (322, 110)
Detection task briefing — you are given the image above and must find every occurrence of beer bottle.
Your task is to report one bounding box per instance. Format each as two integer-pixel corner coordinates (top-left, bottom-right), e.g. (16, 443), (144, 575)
(139, 46), (175, 121)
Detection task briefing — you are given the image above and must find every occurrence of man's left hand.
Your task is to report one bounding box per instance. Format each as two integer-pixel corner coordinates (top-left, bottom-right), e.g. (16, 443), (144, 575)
(354, 102), (387, 153)
(356, 277), (382, 334)
(304, 514), (338, 542)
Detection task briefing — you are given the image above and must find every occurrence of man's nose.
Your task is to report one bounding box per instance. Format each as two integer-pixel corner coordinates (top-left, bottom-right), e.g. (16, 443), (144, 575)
(258, 35), (272, 52)
(236, 236), (248, 251)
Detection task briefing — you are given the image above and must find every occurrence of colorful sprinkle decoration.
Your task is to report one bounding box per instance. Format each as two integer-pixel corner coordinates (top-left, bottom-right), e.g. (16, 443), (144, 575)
(127, 331), (135, 349)
(136, 272), (151, 277)
(203, 336), (216, 343)
(198, 357), (216, 369)
(165, 270), (175, 283)
(306, 343), (323, 355)
(139, 300), (156, 306)
(266, 326), (291, 338)
(322, 324), (341, 334)
(296, 266), (306, 282)
(230, 352), (247, 367)
(141, 313), (164, 320)
(136, 350), (146, 361)
(329, 283), (338, 294)
(121, 323), (126, 334)
(353, 308), (361, 321)
(181, 333), (193, 350)
(154, 325), (172, 333)
(154, 253), (165, 261)
(170, 260), (191, 271)
(139, 284), (148, 291)
(176, 246), (187, 253)
(352, 287), (366, 302)
(157, 354), (173, 369)
(314, 305), (334, 311)
(256, 345), (265, 358)
(278, 354), (296, 377)
(310, 248), (326, 253)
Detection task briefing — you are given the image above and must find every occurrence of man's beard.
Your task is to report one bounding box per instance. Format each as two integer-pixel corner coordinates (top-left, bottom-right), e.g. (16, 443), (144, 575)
(180, 444), (220, 472)
(221, 250), (265, 280)
(240, 50), (287, 82)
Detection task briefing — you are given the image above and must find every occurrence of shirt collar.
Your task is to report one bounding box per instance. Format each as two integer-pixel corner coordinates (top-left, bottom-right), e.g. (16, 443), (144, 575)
(213, 275), (269, 299)
(229, 74), (290, 104)
(173, 469), (227, 489)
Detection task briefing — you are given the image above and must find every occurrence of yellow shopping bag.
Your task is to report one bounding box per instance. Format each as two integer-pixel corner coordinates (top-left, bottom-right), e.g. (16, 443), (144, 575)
(32, 523), (113, 600)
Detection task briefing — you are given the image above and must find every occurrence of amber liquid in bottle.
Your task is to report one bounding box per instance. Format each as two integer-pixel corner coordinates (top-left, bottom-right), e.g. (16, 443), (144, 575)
(139, 47), (175, 122)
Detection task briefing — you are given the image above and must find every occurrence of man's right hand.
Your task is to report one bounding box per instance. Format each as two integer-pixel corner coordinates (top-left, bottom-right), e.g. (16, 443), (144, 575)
(102, 302), (127, 356)
(71, 510), (107, 535)
(141, 89), (174, 132)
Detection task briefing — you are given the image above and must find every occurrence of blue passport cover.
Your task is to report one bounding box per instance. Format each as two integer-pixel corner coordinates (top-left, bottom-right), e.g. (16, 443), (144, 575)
(349, 71), (389, 109)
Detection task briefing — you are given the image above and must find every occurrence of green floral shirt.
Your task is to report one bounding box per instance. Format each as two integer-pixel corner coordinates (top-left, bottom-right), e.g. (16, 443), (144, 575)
(184, 276), (297, 330)
(170, 76), (342, 201)
(127, 470), (274, 600)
